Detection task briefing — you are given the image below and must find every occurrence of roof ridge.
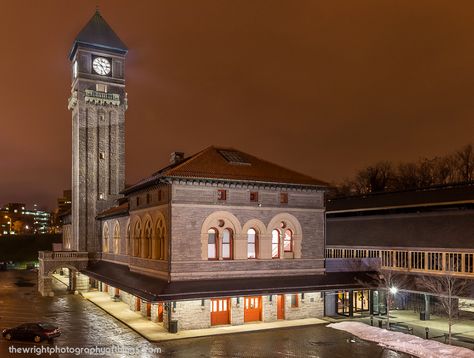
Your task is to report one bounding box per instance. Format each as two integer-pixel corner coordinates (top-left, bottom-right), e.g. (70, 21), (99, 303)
(163, 146), (215, 175)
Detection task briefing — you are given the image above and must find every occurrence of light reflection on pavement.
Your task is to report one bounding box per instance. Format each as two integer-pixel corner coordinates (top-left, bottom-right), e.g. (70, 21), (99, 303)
(0, 270), (413, 357)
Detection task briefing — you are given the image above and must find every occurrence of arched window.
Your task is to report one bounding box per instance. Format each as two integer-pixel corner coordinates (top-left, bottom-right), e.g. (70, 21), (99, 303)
(126, 224), (131, 255)
(247, 228), (258, 259)
(134, 221), (141, 257)
(103, 224), (109, 253)
(222, 229), (233, 259)
(113, 223), (120, 254)
(155, 219), (166, 260)
(284, 229), (293, 253)
(144, 220), (152, 259)
(272, 229), (280, 259)
(208, 228), (218, 260)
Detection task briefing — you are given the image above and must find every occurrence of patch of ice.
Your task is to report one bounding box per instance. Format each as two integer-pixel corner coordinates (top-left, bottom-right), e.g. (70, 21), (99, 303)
(327, 321), (474, 358)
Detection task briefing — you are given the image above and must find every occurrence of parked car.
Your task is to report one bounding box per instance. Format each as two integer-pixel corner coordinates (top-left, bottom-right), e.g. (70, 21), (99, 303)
(2, 323), (60, 342)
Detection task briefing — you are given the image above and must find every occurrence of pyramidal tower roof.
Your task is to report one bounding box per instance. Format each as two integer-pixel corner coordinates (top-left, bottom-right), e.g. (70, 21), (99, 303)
(69, 10), (127, 60)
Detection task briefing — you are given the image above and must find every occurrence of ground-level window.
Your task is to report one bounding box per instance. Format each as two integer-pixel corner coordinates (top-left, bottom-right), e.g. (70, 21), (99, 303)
(208, 228), (217, 260)
(291, 294), (298, 308)
(272, 229), (280, 258)
(247, 228), (257, 259)
(222, 229), (232, 259)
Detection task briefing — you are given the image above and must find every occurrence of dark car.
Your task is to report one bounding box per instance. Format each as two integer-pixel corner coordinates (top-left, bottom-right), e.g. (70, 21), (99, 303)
(2, 323), (60, 343)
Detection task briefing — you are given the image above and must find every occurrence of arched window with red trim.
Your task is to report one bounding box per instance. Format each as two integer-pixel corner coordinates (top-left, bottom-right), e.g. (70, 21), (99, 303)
(247, 228), (258, 259)
(208, 228), (218, 260)
(272, 229), (280, 258)
(284, 229), (293, 253)
(222, 229), (233, 259)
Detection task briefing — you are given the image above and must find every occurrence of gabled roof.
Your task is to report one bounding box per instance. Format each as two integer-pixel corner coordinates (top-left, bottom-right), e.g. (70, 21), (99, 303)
(69, 10), (127, 60)
(97, 202), (129, 220)
(123, 146), (328, 194)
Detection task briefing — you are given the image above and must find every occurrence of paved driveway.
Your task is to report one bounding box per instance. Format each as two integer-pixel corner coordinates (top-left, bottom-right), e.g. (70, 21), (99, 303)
(0, 270), (410, 357)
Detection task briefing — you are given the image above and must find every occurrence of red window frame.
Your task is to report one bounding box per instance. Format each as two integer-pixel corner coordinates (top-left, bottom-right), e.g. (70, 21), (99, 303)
(247, 228), (258, 259)
(221, 229), (233, 259)
(217, 189), (227, 201)
(250, 191), (258, 202)
(272, 229), (280, 259)
(291, 294), (299, 308)
(280, 192), (288, 204)
(208, 229), (218, 260)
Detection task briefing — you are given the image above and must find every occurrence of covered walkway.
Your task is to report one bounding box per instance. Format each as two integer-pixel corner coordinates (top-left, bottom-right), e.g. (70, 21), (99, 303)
(81, 291), (326, 342)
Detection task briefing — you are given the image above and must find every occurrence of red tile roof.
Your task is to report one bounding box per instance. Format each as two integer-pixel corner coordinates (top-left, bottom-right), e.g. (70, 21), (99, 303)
(124, 146), (327, 194)
(97, 202), (129, 219)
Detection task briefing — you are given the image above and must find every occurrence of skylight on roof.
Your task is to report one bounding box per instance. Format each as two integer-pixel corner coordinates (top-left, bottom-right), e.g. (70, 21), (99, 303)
(218, 150), (251, 165)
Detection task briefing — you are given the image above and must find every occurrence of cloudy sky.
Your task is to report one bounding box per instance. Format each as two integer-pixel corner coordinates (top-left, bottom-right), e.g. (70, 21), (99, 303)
(0, 1), (473, 209)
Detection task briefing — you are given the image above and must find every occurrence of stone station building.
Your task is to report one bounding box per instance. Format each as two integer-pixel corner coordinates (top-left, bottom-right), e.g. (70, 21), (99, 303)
(38, 10), (369, 333)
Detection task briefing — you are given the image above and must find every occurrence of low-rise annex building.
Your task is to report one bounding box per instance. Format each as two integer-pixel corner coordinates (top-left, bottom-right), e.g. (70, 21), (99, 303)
(325, 182), (474, 318)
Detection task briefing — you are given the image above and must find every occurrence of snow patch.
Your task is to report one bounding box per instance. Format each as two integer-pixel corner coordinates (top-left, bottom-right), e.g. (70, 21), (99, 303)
(328, 321), (474, 358)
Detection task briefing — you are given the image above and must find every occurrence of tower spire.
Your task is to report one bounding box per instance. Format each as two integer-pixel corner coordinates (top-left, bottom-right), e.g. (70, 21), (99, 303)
(69, 10), (127, 60)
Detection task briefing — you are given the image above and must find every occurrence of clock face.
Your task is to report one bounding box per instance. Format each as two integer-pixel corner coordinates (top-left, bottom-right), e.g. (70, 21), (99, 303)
(92, 57), (111, 76)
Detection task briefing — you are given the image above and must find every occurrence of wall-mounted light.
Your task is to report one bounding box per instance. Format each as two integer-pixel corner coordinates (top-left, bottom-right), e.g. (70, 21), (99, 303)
(173, 301), (177, 312)
(236, 297), (240, 307)
(301, 293), (305, 303)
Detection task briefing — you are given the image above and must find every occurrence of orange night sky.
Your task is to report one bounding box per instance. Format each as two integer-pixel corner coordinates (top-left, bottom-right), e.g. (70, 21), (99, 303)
(0, 1), (473, 209)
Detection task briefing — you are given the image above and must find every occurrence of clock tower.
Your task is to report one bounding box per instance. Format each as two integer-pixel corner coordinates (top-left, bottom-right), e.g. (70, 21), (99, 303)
(68, 10), (127, 253)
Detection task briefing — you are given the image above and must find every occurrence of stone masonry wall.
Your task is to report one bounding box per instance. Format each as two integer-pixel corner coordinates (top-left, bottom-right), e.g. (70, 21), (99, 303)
(172, 299), (211, 331)
(170, 183), (325, 280)
(284, 292), (324, 320)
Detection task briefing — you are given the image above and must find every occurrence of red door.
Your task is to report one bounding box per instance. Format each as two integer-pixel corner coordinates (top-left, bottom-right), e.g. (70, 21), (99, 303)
(277, 295), (285, 320)
(244, 296), (262, 322)
(104, 284), (108, 293)
(115, 288), (120, 296)
(147, 303), (151, 317)
(157, 303), (164, 322)
(136, 298), (141, 312)
(210, 298), (230, 326)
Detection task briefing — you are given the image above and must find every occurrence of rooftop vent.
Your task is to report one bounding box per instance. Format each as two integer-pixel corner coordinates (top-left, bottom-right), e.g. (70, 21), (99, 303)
(218, 150), (251, 165)
(170, 152), (185, 165)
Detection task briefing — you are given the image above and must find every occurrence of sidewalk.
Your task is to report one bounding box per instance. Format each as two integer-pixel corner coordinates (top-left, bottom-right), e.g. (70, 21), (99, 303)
(81, 291), (327, 342)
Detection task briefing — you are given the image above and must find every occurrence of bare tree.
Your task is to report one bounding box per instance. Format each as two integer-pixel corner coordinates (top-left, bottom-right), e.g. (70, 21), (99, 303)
(395, 162), (419, 190)
(358, 269), (408, 329)
(454, 144), (474, 182)
(335, 143), (473, 196)
(416, 274), (471, 345)
(432, 156), (457, 185)
(354, 161), (395, 194)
